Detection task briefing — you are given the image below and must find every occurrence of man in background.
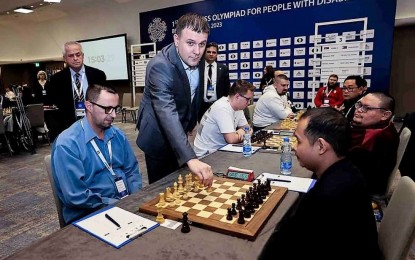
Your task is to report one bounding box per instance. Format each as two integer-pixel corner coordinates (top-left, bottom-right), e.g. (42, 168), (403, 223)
(348, 92), (399, 196)
(49, 41), (106, 141)
(314, 74), (343, 108)
(194, 80), (254, 157)
(259, 108), (380, 259)
(52, 83), (142, 225)
(253, 74), (294, 132)
(136, 13), (213, 186)
(198, 42), (230, 121)
(339, 75), (366, 121)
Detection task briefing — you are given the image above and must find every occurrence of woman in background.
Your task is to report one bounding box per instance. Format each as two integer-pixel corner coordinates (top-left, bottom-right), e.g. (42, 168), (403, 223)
(260, 65), (274, 92)
(33, 70), (50, 105)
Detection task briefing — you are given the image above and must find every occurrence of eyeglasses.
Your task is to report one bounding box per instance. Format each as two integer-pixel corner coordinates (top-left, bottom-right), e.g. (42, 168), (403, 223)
(238, 93), (252, 102)
(89, 101), (122, 114)
(342, 87), (357, 92)
(355, 101), (388, 113)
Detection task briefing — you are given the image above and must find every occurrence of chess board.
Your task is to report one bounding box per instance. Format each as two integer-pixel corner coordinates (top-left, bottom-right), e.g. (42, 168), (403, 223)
(139, 177), (287, 240)
(274, 119), (298, 130)
(251, 133), (297, 151)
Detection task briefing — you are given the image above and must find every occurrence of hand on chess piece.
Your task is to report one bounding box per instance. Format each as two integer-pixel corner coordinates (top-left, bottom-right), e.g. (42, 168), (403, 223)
(181, 212), (190, 233)
(187, 159), (213, 187)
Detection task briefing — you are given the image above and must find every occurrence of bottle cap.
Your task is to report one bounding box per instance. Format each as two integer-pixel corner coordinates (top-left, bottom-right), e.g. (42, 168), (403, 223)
(283, 137), (289, 142)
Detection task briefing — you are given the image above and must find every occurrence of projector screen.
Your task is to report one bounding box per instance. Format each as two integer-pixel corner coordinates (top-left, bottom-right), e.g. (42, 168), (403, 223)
(78, 34), (129, 80)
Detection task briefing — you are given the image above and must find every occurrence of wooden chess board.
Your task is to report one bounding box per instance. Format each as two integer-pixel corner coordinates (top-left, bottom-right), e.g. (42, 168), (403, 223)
(139, 177), (287, 240)
(252, 133), (297, 151)
(274, 119), (298, 130)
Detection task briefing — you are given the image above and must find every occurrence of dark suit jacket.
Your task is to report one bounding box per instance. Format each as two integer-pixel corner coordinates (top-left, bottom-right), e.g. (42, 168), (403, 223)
(136, 43), (203, 166)
(49, 65), (106, 137)
(200, 60), (230, 101)
(198, 60), (230, 120)
(259, 159), (381, 260)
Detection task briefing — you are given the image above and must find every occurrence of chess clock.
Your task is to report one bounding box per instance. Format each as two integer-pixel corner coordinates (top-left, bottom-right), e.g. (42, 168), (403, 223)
(226, 167), (255, 182)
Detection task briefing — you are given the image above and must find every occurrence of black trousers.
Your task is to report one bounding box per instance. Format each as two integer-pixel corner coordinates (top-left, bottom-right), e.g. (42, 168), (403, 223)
(145, 153), (180, 184)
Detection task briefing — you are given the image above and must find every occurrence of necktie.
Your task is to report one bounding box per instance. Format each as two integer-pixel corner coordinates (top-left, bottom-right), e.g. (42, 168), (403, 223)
(207, 64), (213, 99)
(74, 73), (84, 101)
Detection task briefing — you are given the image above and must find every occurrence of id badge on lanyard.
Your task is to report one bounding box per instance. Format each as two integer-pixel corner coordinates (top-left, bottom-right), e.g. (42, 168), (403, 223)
(76, 102), (86, 117)
(89, 137), (129, 199)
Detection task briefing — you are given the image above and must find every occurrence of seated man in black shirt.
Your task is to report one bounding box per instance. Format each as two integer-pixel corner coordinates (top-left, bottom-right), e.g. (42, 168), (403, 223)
(259, 108), (380, 260)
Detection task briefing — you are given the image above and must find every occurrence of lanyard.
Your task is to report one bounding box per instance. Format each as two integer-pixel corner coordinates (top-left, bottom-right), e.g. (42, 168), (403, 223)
(325, 88), (333, 97)
(80, 120), (115, 176)
(90, 139), (115, 176)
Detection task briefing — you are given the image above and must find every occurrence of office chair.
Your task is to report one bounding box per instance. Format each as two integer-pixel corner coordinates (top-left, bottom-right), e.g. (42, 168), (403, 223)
(378, 176), (415, 260)
(44, 155), (66, 228)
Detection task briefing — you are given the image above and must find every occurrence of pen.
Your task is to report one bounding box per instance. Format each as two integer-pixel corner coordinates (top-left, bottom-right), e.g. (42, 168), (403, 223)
(232, 144), (243, 147)
(105, 213), (121, 228)
(267, 178), (291, 183)
(126, 227), (147, 239)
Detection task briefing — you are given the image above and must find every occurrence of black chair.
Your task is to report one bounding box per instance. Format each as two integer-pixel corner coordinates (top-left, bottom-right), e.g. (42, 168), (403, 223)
(0, 108), (13, 156)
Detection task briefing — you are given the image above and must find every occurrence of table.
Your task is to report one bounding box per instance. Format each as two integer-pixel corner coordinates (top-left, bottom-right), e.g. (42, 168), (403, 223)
(6, 150), (311, 260)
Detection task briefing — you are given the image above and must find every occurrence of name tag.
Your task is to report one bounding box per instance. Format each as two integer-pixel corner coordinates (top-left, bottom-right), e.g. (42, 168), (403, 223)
(207, 84), (215, 97)
(114, 176), (128, 199)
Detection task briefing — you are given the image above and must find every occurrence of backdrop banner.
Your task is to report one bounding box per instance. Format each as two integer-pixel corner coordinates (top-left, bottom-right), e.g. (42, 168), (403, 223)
(139, 0), (396, 108)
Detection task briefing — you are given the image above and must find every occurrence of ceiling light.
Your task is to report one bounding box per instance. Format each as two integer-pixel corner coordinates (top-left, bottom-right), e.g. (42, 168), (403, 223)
(14, 7), (33, 14)
(44, 0), (61, 3)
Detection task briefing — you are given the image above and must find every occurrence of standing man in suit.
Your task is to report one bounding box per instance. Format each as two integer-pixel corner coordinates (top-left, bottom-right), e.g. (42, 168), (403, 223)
(49, 41), (107, 141)
(136, 13), (213, 186)
(198, 42), (230, 121)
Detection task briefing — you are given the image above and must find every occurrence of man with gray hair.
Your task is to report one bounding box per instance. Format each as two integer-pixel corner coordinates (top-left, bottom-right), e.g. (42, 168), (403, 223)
(49, 41), (106, 140)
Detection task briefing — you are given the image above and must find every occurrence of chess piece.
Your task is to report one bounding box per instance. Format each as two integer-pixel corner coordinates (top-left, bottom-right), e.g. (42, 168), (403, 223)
(237, 209), (245, 224)
(194, 180), (199, 192)
(156, 205), (165, 224)
(158, 192), (166, 207)
(207, 185), (213, 193)
(181, 212), (190, 233)
(244, 206), (251, 218)
(182, 187), (189, 200)
(236, 198), (242, 211)
(173, 182), (178, 196)
(178, 174), (184, 194)
(231, 203), (237, 215)
(174, 190), (181, 205)
(165, 187), (173, 202)
(226, 208), (233, 221)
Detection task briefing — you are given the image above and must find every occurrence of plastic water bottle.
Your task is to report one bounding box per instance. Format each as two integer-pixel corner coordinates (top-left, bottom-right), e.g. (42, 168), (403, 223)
(242, 126), (252, 157)
(280, 137), (292, 175)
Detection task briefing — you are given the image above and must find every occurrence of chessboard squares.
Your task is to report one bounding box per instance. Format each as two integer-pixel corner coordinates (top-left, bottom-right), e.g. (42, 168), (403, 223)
(222, 181), (236, 187)
(176, 205), (191, 213)
(194, 193), (208, 200)
(190, 203), (207, 211)
(218, 193), (233, 200)
(208, 201), (224, 208)
(196, 211), (212, 218)
(213, 197), (227, 204)
(209, 213), (224, 221)
(211, 189), (226, 195)
(187, 197), (202, 204)
(202, 195), (216, 202)
(228, 186), (242, 192)
(213, 207), (227, 216)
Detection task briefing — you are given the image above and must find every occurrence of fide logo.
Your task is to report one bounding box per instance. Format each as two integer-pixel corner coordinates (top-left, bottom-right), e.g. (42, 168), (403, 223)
(148, 18), (167, 42)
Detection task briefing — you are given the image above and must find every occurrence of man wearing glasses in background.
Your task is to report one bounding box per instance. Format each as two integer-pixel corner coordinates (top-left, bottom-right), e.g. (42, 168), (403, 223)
(348, 92), (399, 197)
(253, 74), (295, 132)
(52, 83), (142, 225)
(193, 80), (254, 157)
(339, 75), (367, 121)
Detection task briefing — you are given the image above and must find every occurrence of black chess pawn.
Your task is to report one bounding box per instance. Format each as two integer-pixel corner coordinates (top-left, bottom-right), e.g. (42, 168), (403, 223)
(266, 179), (272, 191)
(237, 209), (245, 224)
(181, 212), (190, 233)
(243, 206), (252, 218)
(226, 208), (233, 221)
(231, 203), (237, 215)
(236, 198), (242, 210)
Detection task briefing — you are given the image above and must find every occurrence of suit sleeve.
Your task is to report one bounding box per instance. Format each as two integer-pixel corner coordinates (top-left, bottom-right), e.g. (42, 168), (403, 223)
(147, 62), (196, 166)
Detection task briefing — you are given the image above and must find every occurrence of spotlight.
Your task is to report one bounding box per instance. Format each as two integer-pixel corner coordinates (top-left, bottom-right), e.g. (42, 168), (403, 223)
(14, 7), (33, 14)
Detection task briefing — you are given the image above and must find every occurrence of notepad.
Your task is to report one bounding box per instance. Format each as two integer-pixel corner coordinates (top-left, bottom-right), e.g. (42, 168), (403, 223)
(73, 206), (159, 248)
(256, 173), (316, 193)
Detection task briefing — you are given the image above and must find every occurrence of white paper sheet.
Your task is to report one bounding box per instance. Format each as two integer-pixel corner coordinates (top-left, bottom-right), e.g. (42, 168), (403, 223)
(218, 144), (261, 153)
(256, 173), (316, 193)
